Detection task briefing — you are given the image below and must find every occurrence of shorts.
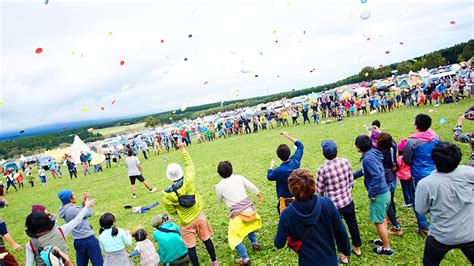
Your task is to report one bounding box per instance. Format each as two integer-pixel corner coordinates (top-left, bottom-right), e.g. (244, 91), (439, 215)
(129, 175), (145, 185)
(369, 191), (390, 223)
(180, 212), (214, 248)
(40, 176), (47, 183)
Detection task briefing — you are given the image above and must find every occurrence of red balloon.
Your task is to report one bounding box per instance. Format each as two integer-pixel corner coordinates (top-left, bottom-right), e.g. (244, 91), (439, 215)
(100, 107), (105, 111)
(379, 64), (384, 68)
(63, 125), (68, 129)
(385, 50), (390, 54)
(35, 48), (43, 54)
(450, 21), (456, 25)
(120, 60), (125, 65)
(275, 40), (279, 43)
(366, 37), (371, 41)
(399, 42), (404, 45)
(161, 39), (164, 43)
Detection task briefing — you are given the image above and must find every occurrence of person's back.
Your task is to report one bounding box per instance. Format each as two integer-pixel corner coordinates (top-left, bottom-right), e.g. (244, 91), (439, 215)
(153, 222), (188, 263)
(317, 157), (353, 208)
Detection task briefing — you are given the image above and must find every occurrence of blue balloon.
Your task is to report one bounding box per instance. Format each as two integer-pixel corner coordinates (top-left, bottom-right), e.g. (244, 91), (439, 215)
(439, 118), (447, 125)
(361, 0), (367, 3)
(44, 0), (49, 4)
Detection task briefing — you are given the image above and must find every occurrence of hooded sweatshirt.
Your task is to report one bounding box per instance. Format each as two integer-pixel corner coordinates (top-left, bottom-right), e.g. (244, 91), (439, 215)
(58, 203), (94, 239)
(403, 129), (440, 181)
(415, 166), (474, 245)
(274, 196), (350, 266)
(354, 149), (389, 198)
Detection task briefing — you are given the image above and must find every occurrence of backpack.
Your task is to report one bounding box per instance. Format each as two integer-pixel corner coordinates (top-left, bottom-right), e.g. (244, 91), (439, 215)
(40, 246), (67, 266)
(29, 228), (66, 266)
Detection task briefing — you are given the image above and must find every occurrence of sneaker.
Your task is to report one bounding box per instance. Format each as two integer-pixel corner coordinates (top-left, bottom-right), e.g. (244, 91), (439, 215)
(211, 260), (220, 266)
(338, 255), (349, 264)
(372, 247), (394, 256)
(234, 259), (251, 265)
(415, 228), (429, 237)
(132, 194), (137, 199)
(404, 204), (413, 208)
(252, 243), (262, 250)
(369, 239), (383, 246)
(388, 228), (404, 237)
(150, 188), (157, 193)
(352, 246), (362, 257)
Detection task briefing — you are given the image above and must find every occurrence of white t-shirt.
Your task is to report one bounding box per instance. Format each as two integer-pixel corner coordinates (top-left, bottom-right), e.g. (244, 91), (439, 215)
(215, 174), (260, 209)
(125, 156), (141, 176)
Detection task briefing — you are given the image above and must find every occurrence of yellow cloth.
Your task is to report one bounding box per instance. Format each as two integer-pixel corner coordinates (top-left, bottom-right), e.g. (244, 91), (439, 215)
(281, 111), (288, 119)
(227, 213), (262, 250)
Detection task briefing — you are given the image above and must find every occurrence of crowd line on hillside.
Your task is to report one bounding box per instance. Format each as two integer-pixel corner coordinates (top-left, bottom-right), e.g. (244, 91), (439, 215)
(1, 106), (473, 266)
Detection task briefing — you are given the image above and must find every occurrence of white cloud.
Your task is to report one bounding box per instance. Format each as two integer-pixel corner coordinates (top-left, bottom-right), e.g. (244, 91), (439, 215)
(0, 0), (472, 132)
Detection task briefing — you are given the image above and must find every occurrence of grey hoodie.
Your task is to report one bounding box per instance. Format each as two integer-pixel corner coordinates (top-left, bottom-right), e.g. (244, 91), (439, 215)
(58, 203), (94, 239)
(415, 165), (474, 245)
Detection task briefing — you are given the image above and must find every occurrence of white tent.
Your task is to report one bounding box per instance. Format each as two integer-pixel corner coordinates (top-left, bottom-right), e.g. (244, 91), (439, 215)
(69, 135), (96, 163)
(20, 154), (26, 161)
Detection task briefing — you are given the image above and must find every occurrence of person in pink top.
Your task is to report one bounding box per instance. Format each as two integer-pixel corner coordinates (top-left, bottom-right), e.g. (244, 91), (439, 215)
(396, 140), (413, 208)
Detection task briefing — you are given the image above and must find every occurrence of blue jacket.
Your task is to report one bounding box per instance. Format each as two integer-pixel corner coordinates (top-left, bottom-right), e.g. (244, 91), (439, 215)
(274, 196), (350, 266)
(403, 131), (440, 181)
(267, 141), (304, 199)
(354, 149), (389, 198)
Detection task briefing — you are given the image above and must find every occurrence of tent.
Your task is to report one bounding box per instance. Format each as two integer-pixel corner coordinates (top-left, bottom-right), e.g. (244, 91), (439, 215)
(1, 161), (18, 172)
(69, 135), (96, 163)
(398, 80), (409, 88)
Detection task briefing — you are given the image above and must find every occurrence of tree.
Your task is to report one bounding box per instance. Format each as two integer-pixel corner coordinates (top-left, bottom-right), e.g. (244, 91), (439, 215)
(458, 39), (474, 62)
(144, 116), (159, 128)
(397, 61), (413, 74)
(424, 51), (446, 69)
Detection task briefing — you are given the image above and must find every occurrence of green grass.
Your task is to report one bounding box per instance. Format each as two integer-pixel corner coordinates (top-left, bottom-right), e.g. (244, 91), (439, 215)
(95, 122), (146, 137)
(2, 100), (473, 265)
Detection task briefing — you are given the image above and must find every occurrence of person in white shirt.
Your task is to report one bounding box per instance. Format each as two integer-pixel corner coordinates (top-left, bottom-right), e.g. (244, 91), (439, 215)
(124, 149), (157, 198)
(215, 161), (263, 265)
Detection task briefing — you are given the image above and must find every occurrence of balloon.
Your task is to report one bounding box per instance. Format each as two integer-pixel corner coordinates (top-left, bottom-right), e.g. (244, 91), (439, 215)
(181, 103), (188, 112)
(71, 51), (76, 55)
(19, 130), (25, 134)
(273, 29), (277, 34)
(111, 100), (116, 105)
(204, 81), (208, 85)
(44, 0), (48, 4)
(0, 102), (3, 106)
(82, 108), (89, 112)
(440, 118), (447, 125)
(121, 84), (130, 90)
(35, 48), (43, 54)
(172, 110), (176, 114)
(360, 11), (371, 20)
(367, 37), (371, 41)
(161, 39), (164, 43)
(399, 42), (404, 45)
(450, 21), (456, 25)
(120, 60), (125, 65)
(100, 107), (105, 111)
(275, 40), (279, 43)
(188, 34), (192, 38)
(87, 128), (94, 133)
(108, 32), (112, 36)
(385, 51), (390, 54)
(365, 73), (369, 77)
(361, 0), (367, 3)
(63, 125), (68, 129)
(184, 58), (188, 61)
(255, 74), (259, 78)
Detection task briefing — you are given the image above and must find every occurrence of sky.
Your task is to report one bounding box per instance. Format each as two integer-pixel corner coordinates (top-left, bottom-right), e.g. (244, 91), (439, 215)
(0, 0), (473, 133)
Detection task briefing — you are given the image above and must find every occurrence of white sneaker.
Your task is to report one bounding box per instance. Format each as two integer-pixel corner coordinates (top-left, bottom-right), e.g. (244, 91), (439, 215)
(150, 188), (157, 193)
(132, 194), (137, 199)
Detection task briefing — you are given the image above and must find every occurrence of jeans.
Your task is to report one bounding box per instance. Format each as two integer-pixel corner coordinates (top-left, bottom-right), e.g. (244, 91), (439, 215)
(235, 232), (257, 259)
(413, 179), (429, 229)
(105, 160), (111, 168)
(338, 201), (362, 247)
(400, 179), (414, 205)
(387, 180), (400, 229)
(74, 235), (104, 266)
(142, 150), (148, 160)
(423, 236), (474, 265)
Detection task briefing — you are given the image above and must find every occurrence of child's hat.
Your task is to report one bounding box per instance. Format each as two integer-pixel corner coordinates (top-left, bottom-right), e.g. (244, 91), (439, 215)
(151, 215), (164, 228)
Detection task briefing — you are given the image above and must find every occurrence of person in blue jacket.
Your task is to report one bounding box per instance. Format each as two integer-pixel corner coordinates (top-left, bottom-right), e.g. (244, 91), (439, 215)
(274, 168), (350, 265)
(354, 135), (394, 256)
(267, 131), (304, 214)
(403, 114), (440, 236)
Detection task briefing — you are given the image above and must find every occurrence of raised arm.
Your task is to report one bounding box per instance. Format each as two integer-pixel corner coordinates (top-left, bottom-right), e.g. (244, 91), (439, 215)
(177, 140), (195, 181)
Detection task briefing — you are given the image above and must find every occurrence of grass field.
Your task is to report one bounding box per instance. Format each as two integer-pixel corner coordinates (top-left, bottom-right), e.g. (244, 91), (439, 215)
(2, 100), (473, 265)
(95, 122), (146, 137)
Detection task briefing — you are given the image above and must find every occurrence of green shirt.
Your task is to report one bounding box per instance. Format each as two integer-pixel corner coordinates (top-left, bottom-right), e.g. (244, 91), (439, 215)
(152, 222), (188, 263)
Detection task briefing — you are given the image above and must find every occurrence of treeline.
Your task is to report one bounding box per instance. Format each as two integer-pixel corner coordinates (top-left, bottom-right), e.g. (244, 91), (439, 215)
(1, 39), (472, 160)
(0, 130), (103, 160)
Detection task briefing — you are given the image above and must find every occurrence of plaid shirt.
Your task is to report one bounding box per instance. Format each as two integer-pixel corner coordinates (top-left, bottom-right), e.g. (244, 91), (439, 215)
(317, 157), (354, 209)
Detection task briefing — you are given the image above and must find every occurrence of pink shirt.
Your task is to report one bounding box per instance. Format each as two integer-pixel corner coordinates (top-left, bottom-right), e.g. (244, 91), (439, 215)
(396, 156), (411, 180)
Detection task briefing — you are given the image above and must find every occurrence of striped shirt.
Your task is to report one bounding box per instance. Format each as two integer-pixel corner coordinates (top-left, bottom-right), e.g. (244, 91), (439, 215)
(316, 158), (354, 209)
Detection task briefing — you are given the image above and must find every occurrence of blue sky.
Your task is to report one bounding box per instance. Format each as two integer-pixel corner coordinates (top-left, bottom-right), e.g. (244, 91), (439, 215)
(0, 0), (473, 132)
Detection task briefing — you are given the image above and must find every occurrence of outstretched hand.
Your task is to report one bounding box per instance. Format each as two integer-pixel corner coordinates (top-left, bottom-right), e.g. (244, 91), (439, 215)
(177, 139), (186, 151)
(280, 131), (289, 138)
(84, 198), (95, 208)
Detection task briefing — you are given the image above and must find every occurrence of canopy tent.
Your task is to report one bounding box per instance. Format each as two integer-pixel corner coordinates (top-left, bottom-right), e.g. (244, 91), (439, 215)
(20, 154), (26, 162)
(69, 135), (96, 163)
(37, 155), (54, 166)
(1, 161), (18, 172)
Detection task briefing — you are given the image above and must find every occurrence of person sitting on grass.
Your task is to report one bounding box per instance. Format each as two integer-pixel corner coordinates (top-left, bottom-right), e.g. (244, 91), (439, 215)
(354, 135), (394, 256)
(25, 197), (95, 266)
(162, 140), (219, 266)
(129, 228), (160, 266)
(215, 161), (264, 265)
(267, 132), (304, 214)
(151, 214), (189, 266)
(415, 142), (474, 265)
(316, 140), (362, 262)
(274, 168), (351, 265)
(124, 149), (157, 199)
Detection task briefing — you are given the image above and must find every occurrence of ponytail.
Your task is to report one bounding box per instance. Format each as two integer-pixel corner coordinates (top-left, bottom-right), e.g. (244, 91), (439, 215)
(111, 226), (119, 237)
(99, 213), (117, 236)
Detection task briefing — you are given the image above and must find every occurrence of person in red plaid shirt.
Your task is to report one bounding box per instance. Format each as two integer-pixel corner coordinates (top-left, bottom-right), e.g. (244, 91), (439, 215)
(316, 140), (362, 263)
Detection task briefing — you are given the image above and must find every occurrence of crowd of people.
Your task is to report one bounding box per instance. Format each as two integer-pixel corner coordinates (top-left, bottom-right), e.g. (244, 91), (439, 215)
(1, 106), (473, 265)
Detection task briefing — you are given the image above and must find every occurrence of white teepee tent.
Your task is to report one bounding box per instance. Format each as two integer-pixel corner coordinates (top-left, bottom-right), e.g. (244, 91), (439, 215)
(69, 135), (96, 163)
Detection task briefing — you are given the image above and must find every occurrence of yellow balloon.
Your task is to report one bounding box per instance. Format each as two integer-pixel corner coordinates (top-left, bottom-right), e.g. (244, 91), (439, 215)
(108, 32), (113, 36)
(181, 103), (188, 112)
(121, 84), (130, 90)
(365, 73), (369, 77)
(71, 51), (76, 55)
(82, 108), (89, 112)
(0, 102), (3, 107)
(273, 29), (277, 34)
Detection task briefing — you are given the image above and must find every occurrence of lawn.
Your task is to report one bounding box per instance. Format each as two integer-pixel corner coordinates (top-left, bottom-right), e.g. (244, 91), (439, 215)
(95, 122), (146, 137)
(2, 100), (473, 265)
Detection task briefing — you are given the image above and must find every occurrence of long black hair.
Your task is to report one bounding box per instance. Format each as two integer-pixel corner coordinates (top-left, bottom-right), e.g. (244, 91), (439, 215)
(99, 213), (118, 237)
(25, 211), (54, 238)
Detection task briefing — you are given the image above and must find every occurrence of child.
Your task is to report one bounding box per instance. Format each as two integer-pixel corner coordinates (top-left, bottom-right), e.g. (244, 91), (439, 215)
(14, 172), (24, 189)
(66, 159), (78, 179)
(99, 213), (133, 266)
(5, 169), (17, 192)
(151, 214), (189, 265)
(312, 111), (320, 124)
(368, 120), (382, 148)
(28, 173), (35, 187)
(38, 166), (47, 186)
(432, 91), (439, 105)
(396, 140), (414, 207)
(82, 162), (91, 176)
(349, 104), (355, 117)
(354, 135), (394, 256)
(130, 229), (160, 266)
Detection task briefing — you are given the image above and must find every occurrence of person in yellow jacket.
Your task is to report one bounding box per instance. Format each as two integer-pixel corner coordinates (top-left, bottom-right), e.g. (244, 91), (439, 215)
(162, 140), (219, 266)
